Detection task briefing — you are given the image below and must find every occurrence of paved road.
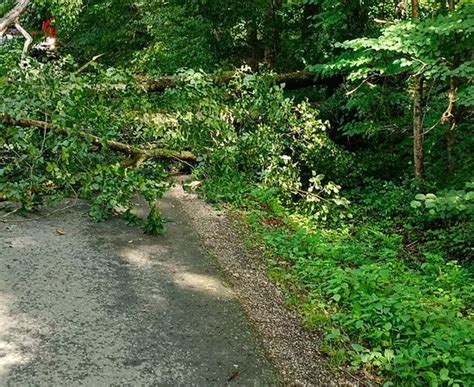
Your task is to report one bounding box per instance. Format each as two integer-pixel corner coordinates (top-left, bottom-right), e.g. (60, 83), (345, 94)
(0, 194), (279, 386)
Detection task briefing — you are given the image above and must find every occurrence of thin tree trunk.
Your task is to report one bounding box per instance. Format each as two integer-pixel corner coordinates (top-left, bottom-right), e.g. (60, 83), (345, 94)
(446, 99), (456, 172)
(264, 0), (283, 68)
(411, 0), (420, 18)
(411, 0), (425, 179)
(248, 24), (260, 71)
(411, 0), (425, 180)
(413, 74), (425, 179)
(1, 0), (32, 57)
(446, 0), (456, 172)
(302, 3), (321, 39)
(14, 21), (32, 56)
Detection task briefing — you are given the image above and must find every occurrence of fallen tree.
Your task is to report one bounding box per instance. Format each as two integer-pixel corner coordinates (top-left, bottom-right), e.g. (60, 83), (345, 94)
(0, 0), (30, 35)
(141, 70), (342, 93)
(0, 113), (197, 163)
(0, 0), (32, 55)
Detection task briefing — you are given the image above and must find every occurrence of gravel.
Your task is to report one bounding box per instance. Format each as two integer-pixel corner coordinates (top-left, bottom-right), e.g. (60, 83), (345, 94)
(169, 180), (362, 386)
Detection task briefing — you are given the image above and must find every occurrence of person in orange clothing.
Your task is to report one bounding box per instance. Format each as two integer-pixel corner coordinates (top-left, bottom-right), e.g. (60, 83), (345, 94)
(31, 17), (56, 37)
(31, 16), (58, 57)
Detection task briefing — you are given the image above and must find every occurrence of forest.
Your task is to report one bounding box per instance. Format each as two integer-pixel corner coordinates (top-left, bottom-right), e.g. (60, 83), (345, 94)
(0, 0), (473, 385)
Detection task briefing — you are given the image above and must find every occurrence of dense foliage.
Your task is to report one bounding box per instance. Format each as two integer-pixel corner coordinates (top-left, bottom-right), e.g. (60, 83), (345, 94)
(234, 181), (472, 385)
(164, 70), (353, 218)
(0, 52), (169, 232)
(1, 0), (473, 384)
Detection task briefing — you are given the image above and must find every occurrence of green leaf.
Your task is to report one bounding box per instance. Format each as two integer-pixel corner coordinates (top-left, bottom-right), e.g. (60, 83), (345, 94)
(384, 349), (394, 362)
(424, 199), (436, 208)
(351, 343), (365, 352)
(440, 368), (449, 381)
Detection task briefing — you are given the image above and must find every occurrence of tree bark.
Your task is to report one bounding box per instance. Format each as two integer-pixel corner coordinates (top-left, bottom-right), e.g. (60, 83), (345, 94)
(411, 0), (425, 179)
(0, 114), (197, 163)
(413, 74), (425, 179)
(445, 0), (457, 172)
(411, 0), (420, 18)
(0, 0), (30, 36)
(14, 21), (32, 56)
(264, 0), (283, 68)
(446, 101), (456, 172)
(248, 24), (261, 71)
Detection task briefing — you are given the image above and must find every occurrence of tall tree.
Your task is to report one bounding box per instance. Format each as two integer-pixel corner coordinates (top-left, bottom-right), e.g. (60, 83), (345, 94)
(263, 0), (284, 68)
(444, 0), (457, 172)
(411, 0), (425, 179)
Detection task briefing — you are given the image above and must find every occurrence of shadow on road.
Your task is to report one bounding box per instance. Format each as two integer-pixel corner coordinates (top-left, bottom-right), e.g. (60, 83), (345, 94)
(0, 194), (280, 385)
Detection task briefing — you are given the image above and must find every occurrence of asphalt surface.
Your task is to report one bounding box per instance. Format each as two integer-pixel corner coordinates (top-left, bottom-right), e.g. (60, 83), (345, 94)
(0, 194), (280, 386)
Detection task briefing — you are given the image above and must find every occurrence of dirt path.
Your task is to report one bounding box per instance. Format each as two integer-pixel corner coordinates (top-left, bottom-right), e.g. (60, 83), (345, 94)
(0, 190), (279, 385)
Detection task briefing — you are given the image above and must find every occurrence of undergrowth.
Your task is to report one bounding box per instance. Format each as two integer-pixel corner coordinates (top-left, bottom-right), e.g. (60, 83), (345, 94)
(172, 69), (473, 384)
(197, 175), (473, 385)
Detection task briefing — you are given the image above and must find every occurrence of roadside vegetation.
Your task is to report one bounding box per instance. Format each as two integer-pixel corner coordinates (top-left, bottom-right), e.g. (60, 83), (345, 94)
(1, 0), (472, 384)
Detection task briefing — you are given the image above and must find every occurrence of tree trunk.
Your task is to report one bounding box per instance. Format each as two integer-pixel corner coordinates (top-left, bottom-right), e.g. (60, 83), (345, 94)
(411, 0), (420, 18)
(248, 24), (260, 71)
(446, 0), (456, 172)
(411, 0), (425, 179)
(14, 21), (33, 56)
(446, 109), (455, 172)
(302, 2), (321, 39)
(0, 0), (30, 36)
(413, 74), (425, 179)
(264, 0), (283, 68)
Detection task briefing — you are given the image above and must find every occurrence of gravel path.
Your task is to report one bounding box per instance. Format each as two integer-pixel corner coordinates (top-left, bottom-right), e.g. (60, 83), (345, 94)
(0, 193), (279, 385)
(170, 181), (359, 386)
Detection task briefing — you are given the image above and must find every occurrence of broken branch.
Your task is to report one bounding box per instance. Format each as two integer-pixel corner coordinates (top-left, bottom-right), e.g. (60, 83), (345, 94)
(0, 113), (197, 163)
(0, 0), (30, 36)
(14, 21), (32, 56)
